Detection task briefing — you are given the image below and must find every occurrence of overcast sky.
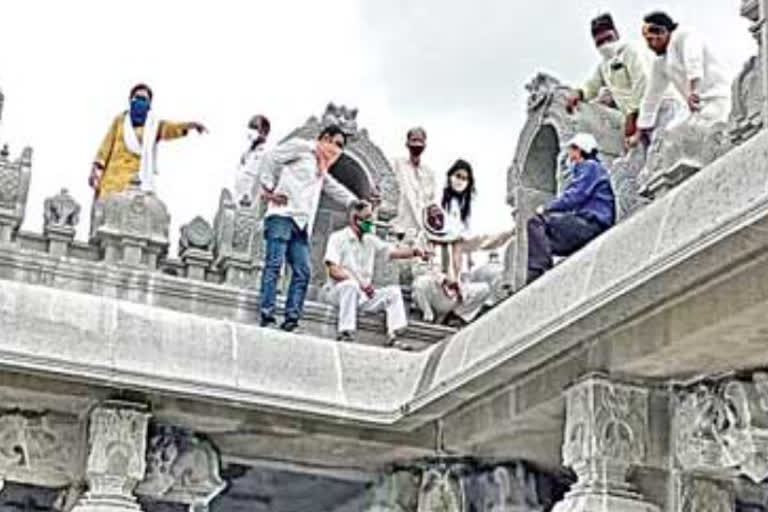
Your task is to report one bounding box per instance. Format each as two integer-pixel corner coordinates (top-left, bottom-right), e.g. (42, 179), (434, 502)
(0, 0), (755, 249)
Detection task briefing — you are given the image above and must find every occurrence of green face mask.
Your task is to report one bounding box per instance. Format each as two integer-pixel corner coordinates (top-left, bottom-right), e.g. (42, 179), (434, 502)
(357, 218), (374, 234)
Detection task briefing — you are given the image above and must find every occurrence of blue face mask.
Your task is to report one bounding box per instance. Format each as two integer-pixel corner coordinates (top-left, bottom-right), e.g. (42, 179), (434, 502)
(130, 97), (151, 126)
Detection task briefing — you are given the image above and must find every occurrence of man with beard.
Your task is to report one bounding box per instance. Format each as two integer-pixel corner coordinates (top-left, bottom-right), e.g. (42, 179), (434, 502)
(257, 124), (359, 332)
(89, 83), (207, 199)
(638, 11), (731, 130)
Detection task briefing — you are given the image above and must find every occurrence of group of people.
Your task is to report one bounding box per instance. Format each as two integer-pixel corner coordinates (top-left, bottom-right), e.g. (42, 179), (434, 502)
(528, 9), (732, 284)
(85, 9), (733, 347)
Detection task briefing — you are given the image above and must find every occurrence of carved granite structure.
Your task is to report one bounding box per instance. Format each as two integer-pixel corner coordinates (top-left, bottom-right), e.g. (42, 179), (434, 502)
(3, 3), (768, 511)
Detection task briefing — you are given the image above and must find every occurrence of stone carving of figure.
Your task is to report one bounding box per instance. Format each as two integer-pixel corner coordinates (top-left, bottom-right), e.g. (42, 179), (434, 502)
(43, 188), (81, 228)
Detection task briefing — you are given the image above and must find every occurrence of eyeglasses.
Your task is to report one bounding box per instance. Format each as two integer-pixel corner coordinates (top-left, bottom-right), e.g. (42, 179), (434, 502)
(644, 24), (666, 36)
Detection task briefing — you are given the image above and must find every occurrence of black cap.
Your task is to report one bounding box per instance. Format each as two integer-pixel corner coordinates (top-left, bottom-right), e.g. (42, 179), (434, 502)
(591, 13), (616, 37)
(643, 11), (678, 31)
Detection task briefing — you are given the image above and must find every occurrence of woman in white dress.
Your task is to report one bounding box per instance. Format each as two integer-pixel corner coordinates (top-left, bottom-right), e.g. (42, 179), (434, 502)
(439, 158), (476, 282)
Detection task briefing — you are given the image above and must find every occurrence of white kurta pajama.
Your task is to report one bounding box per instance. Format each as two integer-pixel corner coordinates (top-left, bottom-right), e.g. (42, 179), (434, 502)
(638, 29), (731, 130)
(390, 157), (438, 243)
(323, 227), (408, 335)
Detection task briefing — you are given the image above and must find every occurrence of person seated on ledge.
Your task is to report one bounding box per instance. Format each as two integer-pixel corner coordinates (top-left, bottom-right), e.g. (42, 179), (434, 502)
(412, 163), (494, 328)
(323, 200), (429, 349)
(527, 133), (616, 284)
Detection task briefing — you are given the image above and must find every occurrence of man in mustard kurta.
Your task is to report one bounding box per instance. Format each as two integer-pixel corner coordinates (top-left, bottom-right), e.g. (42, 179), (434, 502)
(89, 83), (207, 199)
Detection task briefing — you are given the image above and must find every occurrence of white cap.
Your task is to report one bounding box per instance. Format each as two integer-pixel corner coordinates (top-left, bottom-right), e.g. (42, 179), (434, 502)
(566, 133), (599, 154)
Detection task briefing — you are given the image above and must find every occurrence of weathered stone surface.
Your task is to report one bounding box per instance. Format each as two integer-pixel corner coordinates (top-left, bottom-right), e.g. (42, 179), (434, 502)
(0, 410), (80, 488)
(72, 402), (150, 512)
(137, 424), (225, 511)
(43, 188), (81, 231)
(212, 189), (259, 286)
(674, 372), (768, 483)
(0, 144), (32, 243)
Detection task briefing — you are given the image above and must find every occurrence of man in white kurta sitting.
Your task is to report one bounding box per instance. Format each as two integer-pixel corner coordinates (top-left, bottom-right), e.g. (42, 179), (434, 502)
(324, 201), (428, 347)
(637, 11), (731, 133)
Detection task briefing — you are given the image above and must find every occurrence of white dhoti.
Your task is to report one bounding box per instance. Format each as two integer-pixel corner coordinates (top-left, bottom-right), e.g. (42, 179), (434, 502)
(324, 280), (407, 335)
(412, 274), (491, 323)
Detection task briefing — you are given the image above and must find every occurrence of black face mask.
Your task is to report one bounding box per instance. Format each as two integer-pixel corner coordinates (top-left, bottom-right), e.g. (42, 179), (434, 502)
(408, 145), (425, 158)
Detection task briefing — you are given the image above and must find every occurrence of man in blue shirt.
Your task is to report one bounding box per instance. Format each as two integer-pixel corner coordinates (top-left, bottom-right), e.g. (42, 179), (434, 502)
(527, 133), (616, 284)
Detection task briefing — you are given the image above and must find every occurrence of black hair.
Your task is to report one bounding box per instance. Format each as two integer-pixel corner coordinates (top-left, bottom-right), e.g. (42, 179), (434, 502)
(249, 114), (271, 134)
(406, 126), (427, 141)
(591, 13), (617, 38)
(583, 149), (600, 161)
(129, 83), (153, 102)
(441, 159), (476, 223)
(644, 11), (678, 31)
(319, 124), (347, 144)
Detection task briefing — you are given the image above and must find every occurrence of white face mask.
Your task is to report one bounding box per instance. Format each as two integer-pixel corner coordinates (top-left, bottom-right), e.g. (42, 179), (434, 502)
(597, 41), (621, 60)
(450, 176), (469, 193)
(246, 128), (262, 142)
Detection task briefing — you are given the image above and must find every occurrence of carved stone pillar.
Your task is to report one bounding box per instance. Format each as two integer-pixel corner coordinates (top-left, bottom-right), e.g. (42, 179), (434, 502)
(553, 374), (660, 512)
(43, 188), (81, 257)
(71, 402), (150, 512)
(0, 145), (32, 244)
(212, 190), (260, 287)
(179, 216), (214, 281)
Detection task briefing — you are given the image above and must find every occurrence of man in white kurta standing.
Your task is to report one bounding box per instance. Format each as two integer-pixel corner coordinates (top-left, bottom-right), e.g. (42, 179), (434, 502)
(257, 124), (359, 332)
(324, 201), (428, 347)
(637, 11), (731, 132)
(233, 114), (271, 206)
(391, 127), (438, 243)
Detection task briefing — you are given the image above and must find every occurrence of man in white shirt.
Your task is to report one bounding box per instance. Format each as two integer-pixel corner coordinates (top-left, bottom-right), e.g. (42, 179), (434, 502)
(324, 201), (428, 347)
(233, 114), (270, 206)
(638, 11), (731, 131)
(391, 127), (438, 243)
(257, 124), (358, 332)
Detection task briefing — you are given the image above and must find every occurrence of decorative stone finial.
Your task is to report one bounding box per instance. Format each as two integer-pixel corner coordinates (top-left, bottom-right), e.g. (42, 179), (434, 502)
(93, 184), (171, 269)
(44, 188), (81, 230)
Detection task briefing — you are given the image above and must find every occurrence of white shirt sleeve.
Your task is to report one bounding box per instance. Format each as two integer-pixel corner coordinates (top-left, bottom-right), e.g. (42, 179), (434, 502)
(681, 32), (705, 83)
(258, 139), (307, 190)
(322, 173), (357, 206)
(324, 231), (343, 266)
(638, 57), (672, 129)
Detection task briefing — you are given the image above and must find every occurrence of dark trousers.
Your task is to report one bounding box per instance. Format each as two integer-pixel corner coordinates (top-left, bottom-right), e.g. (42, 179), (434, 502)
(259, 215), (312, 322)
(526, 212), (605, 284)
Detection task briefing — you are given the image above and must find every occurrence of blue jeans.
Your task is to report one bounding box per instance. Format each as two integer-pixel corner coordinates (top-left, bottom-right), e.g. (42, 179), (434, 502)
(259, 215), (312, 322)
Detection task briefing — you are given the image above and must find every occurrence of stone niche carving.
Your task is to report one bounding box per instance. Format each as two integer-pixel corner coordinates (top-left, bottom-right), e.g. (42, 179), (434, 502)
(730, 0), (765, 145)
(276, 103), (399, 290)
(136, 424), (225, 512)
(0, 145), (32, 244)
(554, 374), (659, 512)
(673, 372), (768, 484)
(365, 460), (564, 512)
(505, 73), (628, 291)
(0, 410), (80, 488)
(417, 466), (465, 512)
(211, 189), (260, 286)
(92, 177), (171, 270)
